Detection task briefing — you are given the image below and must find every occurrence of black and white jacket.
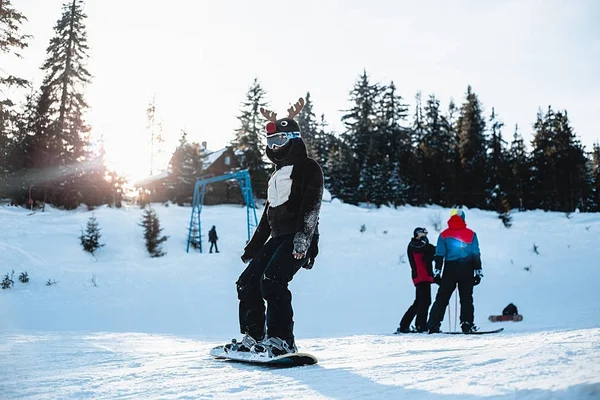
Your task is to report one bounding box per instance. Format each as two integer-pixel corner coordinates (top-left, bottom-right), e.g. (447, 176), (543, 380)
(242, 138), (324, 262)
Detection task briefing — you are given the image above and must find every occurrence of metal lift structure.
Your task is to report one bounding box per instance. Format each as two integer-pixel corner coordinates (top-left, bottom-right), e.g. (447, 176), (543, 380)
(186, 169), (258, 253)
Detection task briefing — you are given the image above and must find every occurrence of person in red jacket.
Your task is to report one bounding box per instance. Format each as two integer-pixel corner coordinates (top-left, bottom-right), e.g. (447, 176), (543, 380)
(427, 209), (483, 334)
(395, 227), (436, 333)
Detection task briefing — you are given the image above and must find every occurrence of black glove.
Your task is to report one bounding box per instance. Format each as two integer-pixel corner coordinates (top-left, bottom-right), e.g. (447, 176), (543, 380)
(302, 234), (319, 270)
(473, 270), (483, 286)
(433, 269), (442, 285)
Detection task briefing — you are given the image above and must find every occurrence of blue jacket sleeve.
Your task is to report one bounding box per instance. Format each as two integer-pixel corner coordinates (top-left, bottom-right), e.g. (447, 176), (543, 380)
(472, 233), (481, 255)
(471, 232), (482, 270)
(434, 234), (446, 271)
(435, 234), (446, 257)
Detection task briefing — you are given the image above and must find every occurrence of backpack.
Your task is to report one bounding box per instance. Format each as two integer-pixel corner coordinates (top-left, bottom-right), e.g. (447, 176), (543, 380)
(502, 303), (519, 316)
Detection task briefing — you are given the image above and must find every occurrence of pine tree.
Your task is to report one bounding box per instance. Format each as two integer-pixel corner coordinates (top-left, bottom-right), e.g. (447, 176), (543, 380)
(410, 91), (430, 205)
(0, 0), (31, 182)
(40, 0), (92, 164)
(530, 107), (589, 211)
(456, 86), (487, 208)
(147, 96), (157, 175)
(313, 113), (334, 167)
(530, 107), (555, 209)
(553, 111), (590, 211)
(79, 214), (104, 254)
(485, 108), (510, 212)
(591, 143), (600, 211)
(412, 91), (426, 145)
(168, 130), (205, 204)
(146, 96), (167, 175)
(296, 92), (319, 159)
(507, 124), (529, 210)
(340, 70), (382, 204)
(232, 78), (269, 197)
(140, 207), (168, 257)
(17, 0), (95, 209)
(419, 94), (457, 206)
(324, 137), (358, 203)
(378, 82), (411, 206)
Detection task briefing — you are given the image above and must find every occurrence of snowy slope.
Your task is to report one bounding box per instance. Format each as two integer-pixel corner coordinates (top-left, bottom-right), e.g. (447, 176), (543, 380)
(0, 201), (599, 399)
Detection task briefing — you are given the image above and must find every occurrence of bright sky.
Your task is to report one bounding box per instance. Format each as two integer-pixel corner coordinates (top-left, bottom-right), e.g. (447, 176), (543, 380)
(6, 0), (600, 180)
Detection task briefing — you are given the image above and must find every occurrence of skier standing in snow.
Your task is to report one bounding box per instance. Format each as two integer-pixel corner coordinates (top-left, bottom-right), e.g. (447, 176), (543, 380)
(208, 226), (219, 253)
(396, 227), (435, 333)
(226, 97), (324, 357)
(427, 209), (483, 333)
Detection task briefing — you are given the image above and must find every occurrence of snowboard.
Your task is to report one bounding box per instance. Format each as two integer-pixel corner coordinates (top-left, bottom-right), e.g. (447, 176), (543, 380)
(393, 329), (426, 334)
(489, 314), (523, 322)
(443, 327), (504, 335)
(210, 345), (318, 367)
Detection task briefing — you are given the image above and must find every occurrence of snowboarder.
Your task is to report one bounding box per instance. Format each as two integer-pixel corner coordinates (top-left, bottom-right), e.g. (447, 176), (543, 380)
(427, 209), (483, 334)
(226, 97), (324, 357)
(396, 227), (435, 333)
(208, 226), (219, 253)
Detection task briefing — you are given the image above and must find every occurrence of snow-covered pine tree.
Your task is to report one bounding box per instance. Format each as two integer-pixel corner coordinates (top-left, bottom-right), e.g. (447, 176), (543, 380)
(79, 214), (104, 255)
(140, 207), (168, 257)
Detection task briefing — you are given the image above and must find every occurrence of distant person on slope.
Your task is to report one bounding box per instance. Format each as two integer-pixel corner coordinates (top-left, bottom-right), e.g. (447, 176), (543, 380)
(225, 98), (324, 357)
(427, 209), (483, 334)
(396, 227), (435, 333)
(208, 226), (219, 253)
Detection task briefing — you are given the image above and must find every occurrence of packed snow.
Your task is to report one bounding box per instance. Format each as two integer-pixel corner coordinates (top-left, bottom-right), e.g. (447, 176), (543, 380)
(1, 200), (599, 399)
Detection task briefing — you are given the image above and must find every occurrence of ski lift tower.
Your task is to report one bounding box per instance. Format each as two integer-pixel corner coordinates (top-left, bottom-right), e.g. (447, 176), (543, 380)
(186, 169), (259, 253)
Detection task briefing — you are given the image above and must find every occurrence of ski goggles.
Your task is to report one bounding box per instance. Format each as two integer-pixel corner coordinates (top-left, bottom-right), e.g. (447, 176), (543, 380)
(267, 131), (301, 149)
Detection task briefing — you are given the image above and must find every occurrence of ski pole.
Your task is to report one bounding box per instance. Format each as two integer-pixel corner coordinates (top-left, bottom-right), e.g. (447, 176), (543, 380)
(454, 289), (458, 332)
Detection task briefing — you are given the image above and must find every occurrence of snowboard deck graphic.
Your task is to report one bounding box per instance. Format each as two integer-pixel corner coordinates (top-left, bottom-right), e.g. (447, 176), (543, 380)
(489, 314), (523, 322)
(210, 345), (318, 367)
(443, 327), (504, 335)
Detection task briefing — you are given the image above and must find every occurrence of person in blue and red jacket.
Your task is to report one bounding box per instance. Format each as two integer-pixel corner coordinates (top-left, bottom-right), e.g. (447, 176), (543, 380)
(396, 227), (436, 333)
(427, 209), (483, 333)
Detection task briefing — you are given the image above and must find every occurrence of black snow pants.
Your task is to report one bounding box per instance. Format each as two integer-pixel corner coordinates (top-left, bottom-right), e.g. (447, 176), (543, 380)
(399, 282), (431, 331)
(236, 234), (308, 343)
(427, 262), (475, 330)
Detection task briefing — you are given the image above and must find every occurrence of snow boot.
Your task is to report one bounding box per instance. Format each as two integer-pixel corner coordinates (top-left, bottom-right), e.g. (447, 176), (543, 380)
(253, 336), (297, 357)
(461, 322), (478, 333)
(225, 334), (260, 352)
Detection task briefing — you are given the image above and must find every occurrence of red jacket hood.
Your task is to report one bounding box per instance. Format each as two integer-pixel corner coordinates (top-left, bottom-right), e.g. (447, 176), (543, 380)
(447, 215), (467, 230)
